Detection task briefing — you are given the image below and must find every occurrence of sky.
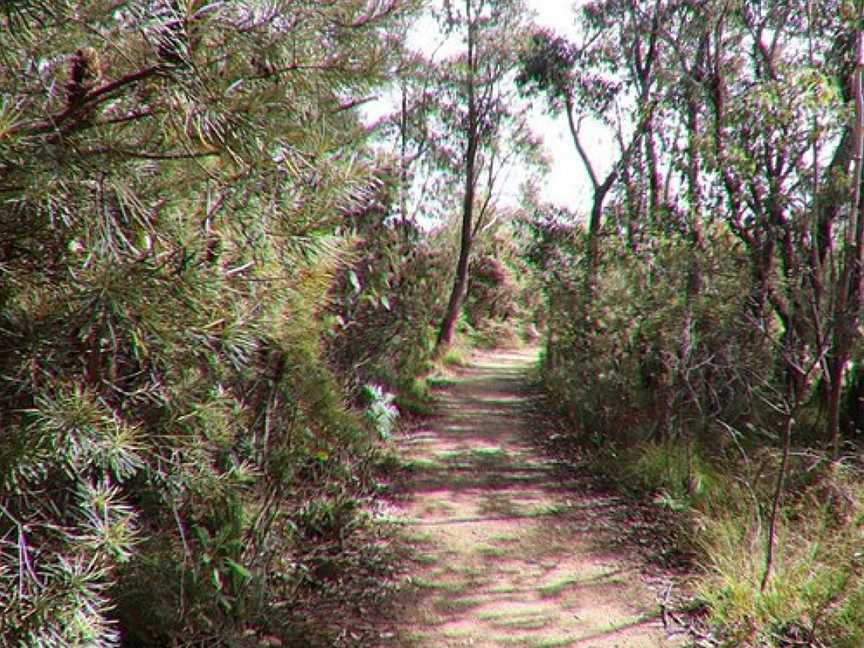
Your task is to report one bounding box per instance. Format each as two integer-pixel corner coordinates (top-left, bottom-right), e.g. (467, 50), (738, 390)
(367, 0), (614, 216)
(527, 2), (587, 209)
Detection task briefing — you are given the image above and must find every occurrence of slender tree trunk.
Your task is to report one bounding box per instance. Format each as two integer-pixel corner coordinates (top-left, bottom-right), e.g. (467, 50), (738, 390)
(563, 95), (603, 282)
(621, 161), (642, 252)
(827, 359), (846, 457)
(565, 93), (647, 286)
(436, 0), (477, 354)
(681, 94), (704, 492)
(399, 81), (409, 227)
(829, 17), (864, 458)
(587, 195), (603, 276)
(436, 177), (475, 351)
(761, 396), (796, 592)
(644, 119), (662, 221)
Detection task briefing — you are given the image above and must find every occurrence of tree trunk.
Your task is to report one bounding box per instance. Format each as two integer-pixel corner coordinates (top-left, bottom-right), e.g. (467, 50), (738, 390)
(761, 398), (795, 592)
(436, 0), (478, 354)
(827, 357), (847, 458)
(587, 195), (603, 276)
(829, 19), (864, 458)
(621, 144), (643, 252)
(436, 189), (474, 351)
(644, 119), (662, 222)
(399, 81), (409, 226)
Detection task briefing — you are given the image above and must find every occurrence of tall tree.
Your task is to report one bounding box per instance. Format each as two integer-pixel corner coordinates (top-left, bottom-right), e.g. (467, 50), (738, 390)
(517, 1), (664, 279)
(431, 0), (534, 352)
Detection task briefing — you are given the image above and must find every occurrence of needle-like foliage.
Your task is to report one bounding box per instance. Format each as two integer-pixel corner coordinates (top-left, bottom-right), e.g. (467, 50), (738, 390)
(0, 0), (417, 644)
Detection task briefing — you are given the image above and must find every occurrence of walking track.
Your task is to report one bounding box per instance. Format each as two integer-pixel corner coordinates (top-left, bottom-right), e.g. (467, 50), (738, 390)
(388, 348), (683, 648)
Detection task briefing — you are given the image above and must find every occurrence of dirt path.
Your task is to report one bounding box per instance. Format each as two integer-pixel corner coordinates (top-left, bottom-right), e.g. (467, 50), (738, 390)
(388, 348), (683, 648)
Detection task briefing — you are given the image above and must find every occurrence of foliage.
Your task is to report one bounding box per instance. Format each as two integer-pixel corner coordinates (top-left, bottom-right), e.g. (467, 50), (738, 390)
(324, 174), (454, 406)
(464, 215), (543, 348)
(0, 0), (418, 645)
(535, 219), (766, 442)
(526, 1), (864, 644)
(362, 384), (400, 440)
(697, 461), (864, 647)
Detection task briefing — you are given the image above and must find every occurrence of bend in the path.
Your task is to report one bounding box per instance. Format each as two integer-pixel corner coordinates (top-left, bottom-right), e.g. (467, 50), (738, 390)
(391, 348), (683, 648)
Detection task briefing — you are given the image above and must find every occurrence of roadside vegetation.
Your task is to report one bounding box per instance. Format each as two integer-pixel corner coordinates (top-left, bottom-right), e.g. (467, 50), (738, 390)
(4, 0), (864, 646)
(522, 3), (864, 645)
(0, 2), (539, 644)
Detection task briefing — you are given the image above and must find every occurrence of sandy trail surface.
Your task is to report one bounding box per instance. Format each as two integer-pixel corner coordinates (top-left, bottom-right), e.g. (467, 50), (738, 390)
(388, 348), (683, 648)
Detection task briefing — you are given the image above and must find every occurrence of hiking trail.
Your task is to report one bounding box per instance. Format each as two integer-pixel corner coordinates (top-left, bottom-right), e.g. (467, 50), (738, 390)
(387, 347), (684, 648)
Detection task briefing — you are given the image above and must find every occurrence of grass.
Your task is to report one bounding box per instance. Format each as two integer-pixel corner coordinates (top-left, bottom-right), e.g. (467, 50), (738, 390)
(478, 608), (559, 631)
(418, 613), (447, 626)
(408, 577), (471, 594)
(600, 440), (740, 515)
(448, 564), (486, 577)
(696, 501), (864, 646)
(599, 439), (864, 646)
(401, 457), (443, 472)
(401, 529), (437, 545)
(466, 446), (509, 460)
(489, 616), (556, 630)
(395, 376), (433, 416)
(475, 544), (509, 558)
(477, 607), (553, 621)
(498, 635), (577, 647)
(433, 597), (485, 613)
(537, 576), (579, 598)
(441, 348), (468, 367)
(420, 499), (455, 515)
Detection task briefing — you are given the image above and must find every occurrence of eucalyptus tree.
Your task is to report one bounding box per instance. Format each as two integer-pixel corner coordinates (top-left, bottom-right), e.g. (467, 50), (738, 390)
(658, 0), (858, 451)
(428, 0), (538, 352)
(0, 0), (415, 644)
(517, 0), (668, 278)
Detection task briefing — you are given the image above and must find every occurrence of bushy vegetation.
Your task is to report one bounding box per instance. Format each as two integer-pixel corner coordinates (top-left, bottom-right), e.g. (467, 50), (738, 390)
(519, 1), (864, 643)
(464, 218), (543, 349)
(0, 1), (431, 645)
(531, 222), (864, 645)
(324, 175), (455, 407)
(11, 0), (864, 645)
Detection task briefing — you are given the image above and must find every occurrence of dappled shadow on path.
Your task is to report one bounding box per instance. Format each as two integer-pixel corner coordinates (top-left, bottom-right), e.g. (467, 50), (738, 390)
(384, 348), (682, 648)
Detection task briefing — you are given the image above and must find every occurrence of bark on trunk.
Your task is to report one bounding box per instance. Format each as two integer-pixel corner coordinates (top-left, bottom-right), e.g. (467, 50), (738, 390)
(435, 0), (478, 354)
(436, 191), (474, 351)
(829, 21), (864, 458)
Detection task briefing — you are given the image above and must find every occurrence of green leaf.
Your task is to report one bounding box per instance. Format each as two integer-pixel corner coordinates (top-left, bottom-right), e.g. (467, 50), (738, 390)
(224, 558), (252, 581)
(348, 270), (361, 293)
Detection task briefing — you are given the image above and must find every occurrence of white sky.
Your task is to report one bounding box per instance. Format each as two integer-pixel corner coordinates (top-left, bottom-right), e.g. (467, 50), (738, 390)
(525, 1), (613, 211)
(367, 0), (614, 217)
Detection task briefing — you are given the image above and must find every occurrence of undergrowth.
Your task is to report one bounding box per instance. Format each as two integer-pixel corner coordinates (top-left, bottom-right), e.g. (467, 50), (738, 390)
(533, 225), (864, 646)
(578, 431), (864, 646)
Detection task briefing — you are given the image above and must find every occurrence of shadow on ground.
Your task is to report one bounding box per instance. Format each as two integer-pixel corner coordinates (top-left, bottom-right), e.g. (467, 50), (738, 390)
(383, 348), (684, 648)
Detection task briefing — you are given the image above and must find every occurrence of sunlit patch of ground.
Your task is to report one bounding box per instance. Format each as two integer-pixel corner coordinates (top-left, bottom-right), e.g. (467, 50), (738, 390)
(383, 348), (685, 647)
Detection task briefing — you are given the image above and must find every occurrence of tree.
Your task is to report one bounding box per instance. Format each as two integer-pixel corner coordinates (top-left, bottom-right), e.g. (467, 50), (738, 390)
(517, 1), (664, 279)
(430, 0), (535, 353)
(0, 0), (416, 644)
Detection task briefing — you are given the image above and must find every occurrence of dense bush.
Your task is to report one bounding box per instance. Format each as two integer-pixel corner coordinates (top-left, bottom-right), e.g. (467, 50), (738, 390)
(531, 210), (864, 645)
(463, 218), (544, 348)
(0, 1), (415, 645)
(325, 176), (455, 403)
(536, 217), (767, 447)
